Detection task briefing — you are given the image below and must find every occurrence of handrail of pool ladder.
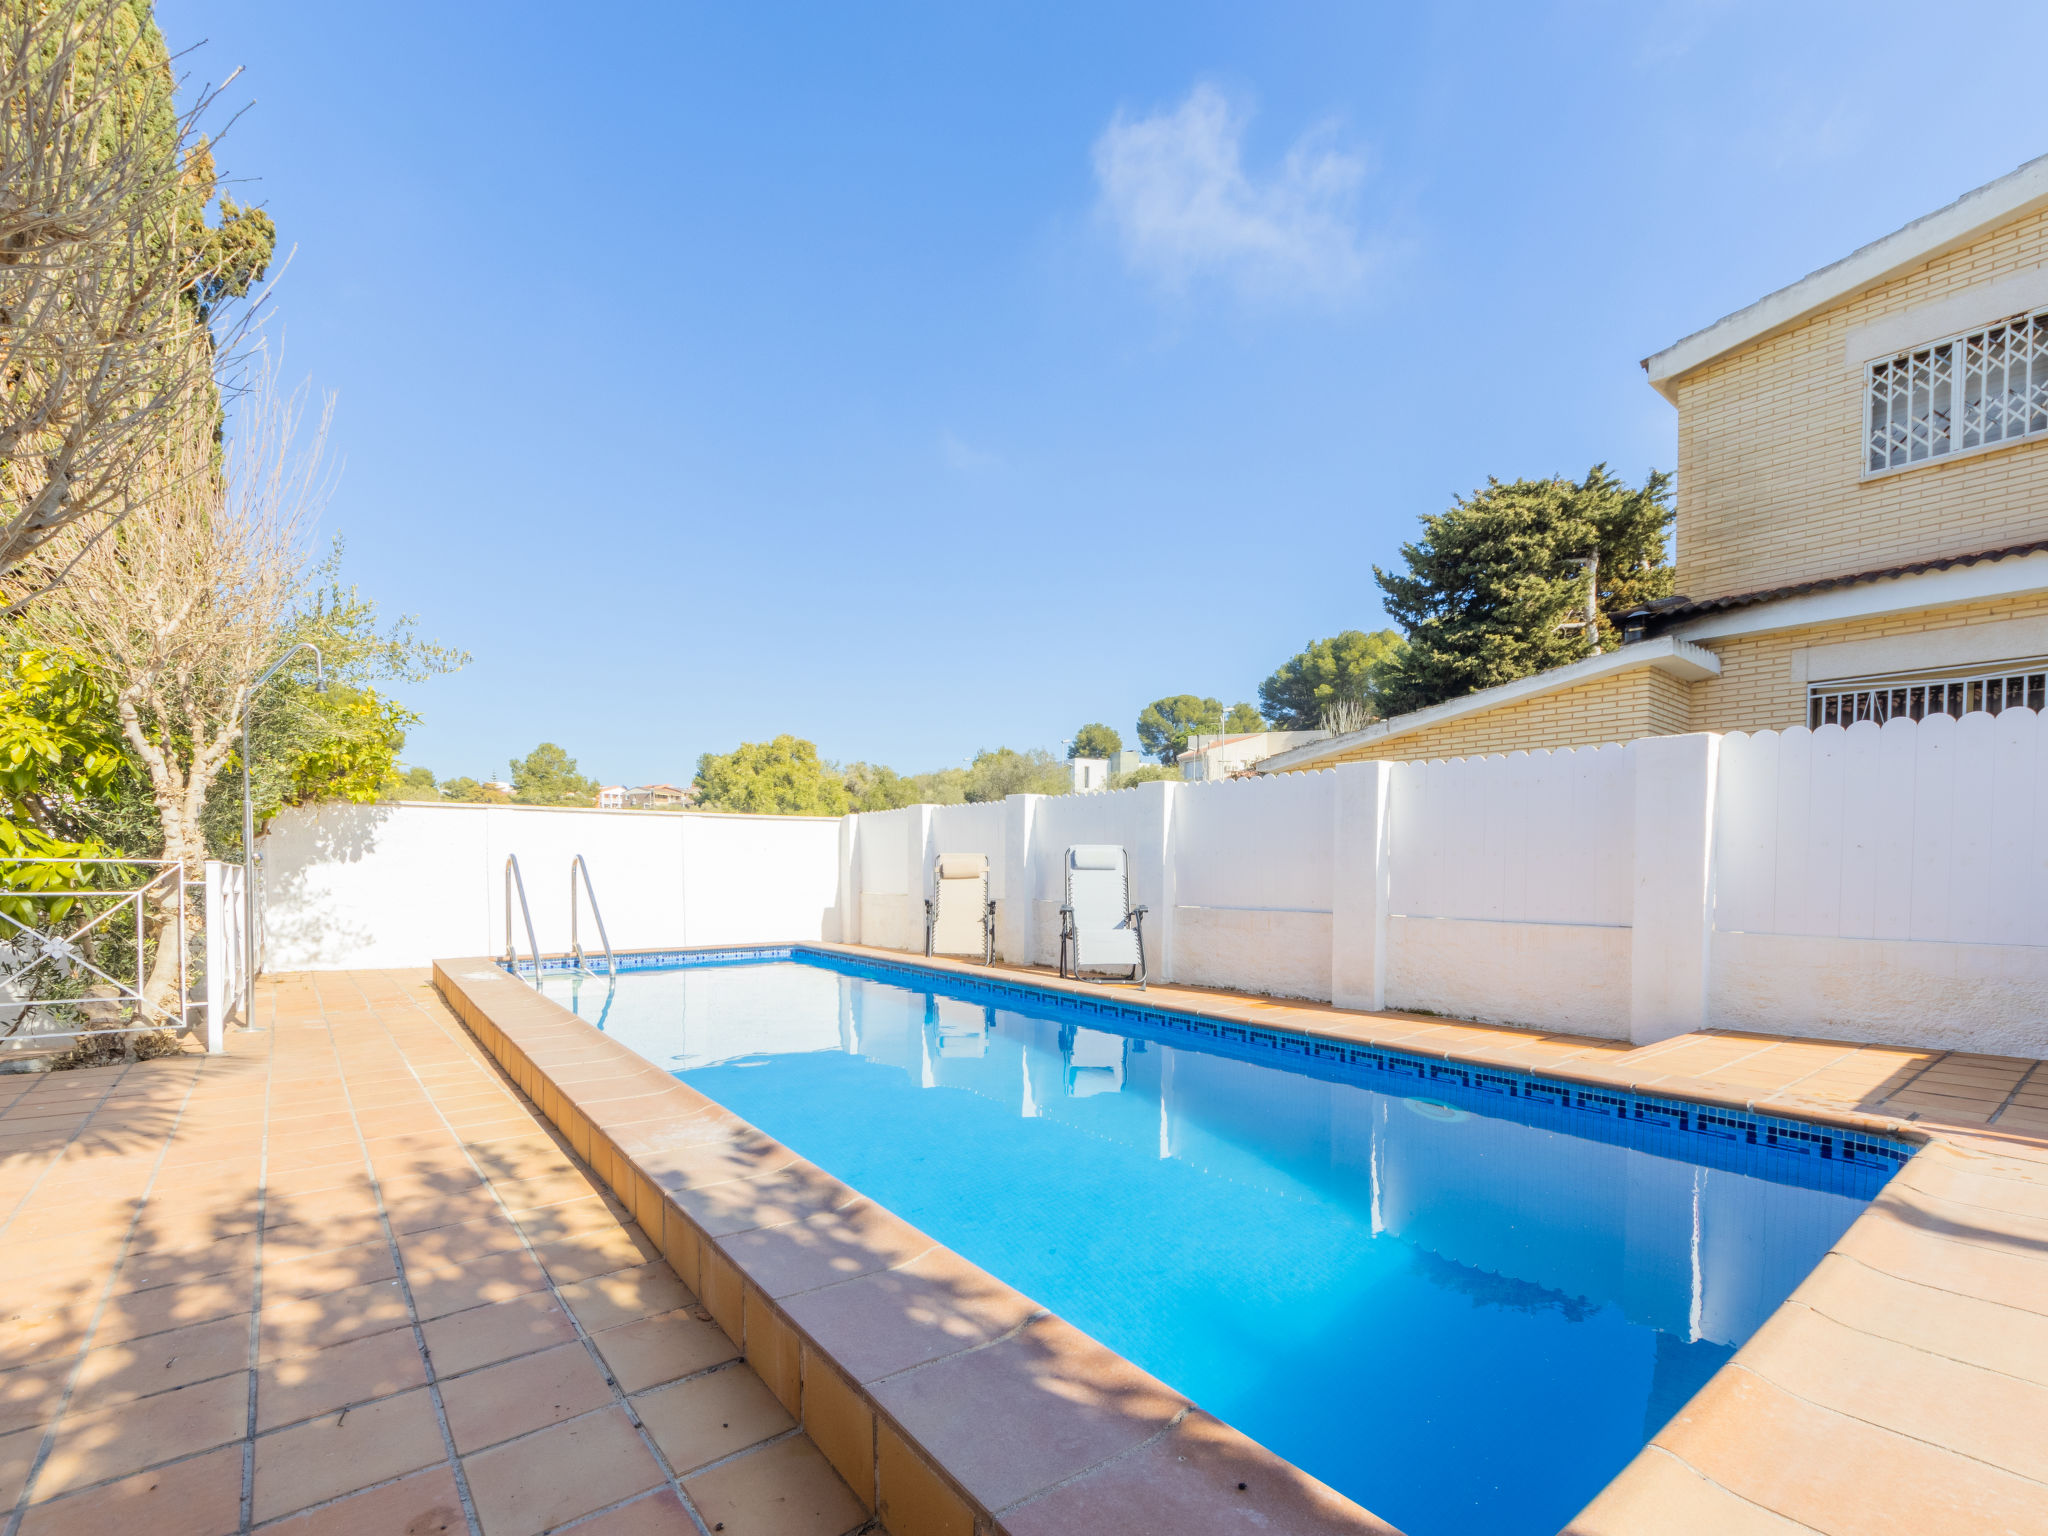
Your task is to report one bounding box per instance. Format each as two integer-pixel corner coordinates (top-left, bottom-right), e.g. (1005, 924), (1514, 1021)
(504, 855), (543, 988)
(569, 855), (616, 978)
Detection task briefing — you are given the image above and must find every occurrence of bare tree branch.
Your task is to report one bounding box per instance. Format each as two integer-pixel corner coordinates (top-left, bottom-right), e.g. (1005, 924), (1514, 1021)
(0, 1), (266, 603)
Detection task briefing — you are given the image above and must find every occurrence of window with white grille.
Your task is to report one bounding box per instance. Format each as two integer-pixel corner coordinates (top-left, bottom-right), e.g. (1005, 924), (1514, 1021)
(1865, 307), (2048, 473)
(1808, 661), (2048, 727)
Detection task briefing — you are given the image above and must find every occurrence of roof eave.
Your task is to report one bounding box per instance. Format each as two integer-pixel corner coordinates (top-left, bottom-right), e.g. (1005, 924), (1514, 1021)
(1254, 638), (1722, 773)
(1641, 153), (2048, 398)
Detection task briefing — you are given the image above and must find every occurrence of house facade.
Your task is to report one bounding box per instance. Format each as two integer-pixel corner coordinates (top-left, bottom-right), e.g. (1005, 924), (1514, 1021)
(1177, 730), (1331, 779)
(1266, 153), (2048, 774)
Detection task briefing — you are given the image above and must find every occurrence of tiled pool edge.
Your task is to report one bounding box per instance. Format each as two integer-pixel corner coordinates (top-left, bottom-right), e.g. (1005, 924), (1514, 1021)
(432, 955), (1396, 1536)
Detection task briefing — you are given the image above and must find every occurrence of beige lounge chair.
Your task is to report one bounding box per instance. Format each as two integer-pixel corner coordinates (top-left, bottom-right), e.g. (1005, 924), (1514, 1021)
(924, 854), (995, 964)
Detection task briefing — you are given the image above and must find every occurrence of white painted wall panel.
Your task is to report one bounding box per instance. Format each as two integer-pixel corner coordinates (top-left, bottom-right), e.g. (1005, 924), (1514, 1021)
(1713, 713), (2048, 947)
(1387, 746), (1631, 928)
(261, 802), (841, 970)
(1172, 771), (1334, 915)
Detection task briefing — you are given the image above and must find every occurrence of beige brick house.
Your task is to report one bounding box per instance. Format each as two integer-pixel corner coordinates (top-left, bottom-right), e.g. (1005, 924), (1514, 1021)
(1267, 152), (2048, 774)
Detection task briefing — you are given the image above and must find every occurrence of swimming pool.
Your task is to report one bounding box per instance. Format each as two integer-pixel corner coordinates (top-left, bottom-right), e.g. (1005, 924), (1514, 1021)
(539, 952), (1902, 1536)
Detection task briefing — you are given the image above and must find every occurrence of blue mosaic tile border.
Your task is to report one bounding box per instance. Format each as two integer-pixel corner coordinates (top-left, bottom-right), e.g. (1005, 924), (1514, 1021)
(792, 948), (1914, 1199)
(505, 944), (1915, 1200)
(506, 946), (793, 978)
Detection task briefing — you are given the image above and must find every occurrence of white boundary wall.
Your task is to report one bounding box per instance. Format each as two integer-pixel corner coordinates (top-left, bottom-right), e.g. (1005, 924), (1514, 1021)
(260, 802), (843, 971)
(839, 719), (2048, 1056)
(261, 716), (2048, 1056)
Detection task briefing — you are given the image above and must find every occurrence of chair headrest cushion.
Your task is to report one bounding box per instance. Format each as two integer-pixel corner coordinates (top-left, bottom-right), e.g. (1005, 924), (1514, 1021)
(936, 854), (988, 880)
(1068, 845), (1123, 871)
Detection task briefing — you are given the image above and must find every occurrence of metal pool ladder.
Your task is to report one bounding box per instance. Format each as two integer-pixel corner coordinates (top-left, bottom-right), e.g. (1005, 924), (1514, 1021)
(504, 855), (543, 987)
(570, 855), (616, 978)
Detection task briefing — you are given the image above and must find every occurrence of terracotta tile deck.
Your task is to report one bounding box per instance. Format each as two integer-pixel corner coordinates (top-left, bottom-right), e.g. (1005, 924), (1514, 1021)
(0, 970), (865, 1536)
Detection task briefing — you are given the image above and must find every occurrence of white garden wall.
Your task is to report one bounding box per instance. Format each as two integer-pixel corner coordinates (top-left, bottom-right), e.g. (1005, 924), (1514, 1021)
(1384, 746), (1634, 1037)
(260, 801), (842, 970)
(1709, 712), (2048, 1054)
(260, 713), (2048, 1057)
(835, 718), (2048, 1056)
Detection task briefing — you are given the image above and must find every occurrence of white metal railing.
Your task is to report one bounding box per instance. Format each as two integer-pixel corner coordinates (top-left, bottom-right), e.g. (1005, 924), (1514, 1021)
(1808, 663), (2048, 727)
(0, 859), (190, 1048)
(570, 855), (615, 977)
(503, 855), (542, 987)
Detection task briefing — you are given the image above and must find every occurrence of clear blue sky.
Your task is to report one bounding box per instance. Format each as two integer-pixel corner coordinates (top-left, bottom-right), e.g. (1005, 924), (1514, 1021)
(160, 0), (2048, 786)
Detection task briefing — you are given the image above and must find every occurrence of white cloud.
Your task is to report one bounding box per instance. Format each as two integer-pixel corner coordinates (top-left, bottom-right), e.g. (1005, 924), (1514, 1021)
(1092, 83), (1373, 301)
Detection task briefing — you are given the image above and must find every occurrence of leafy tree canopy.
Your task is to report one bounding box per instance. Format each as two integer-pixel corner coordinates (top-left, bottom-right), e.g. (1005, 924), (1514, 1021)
(841, 761), (968, 812)
(963, 747), (1067, 802)
(694, 735), (849, 816)
(1068, 723), (1122, 759)
(1135, 695), (1222, 764)
(510, 743), (598, 807)
(385, 765), (437, 800)
(442, 776), (507, 804)
(1371, 466), (1673, 718)
(1223, 702), (1265, 734)
(1257, 629), (1406, 730)
(1110, 763), (1179, 789)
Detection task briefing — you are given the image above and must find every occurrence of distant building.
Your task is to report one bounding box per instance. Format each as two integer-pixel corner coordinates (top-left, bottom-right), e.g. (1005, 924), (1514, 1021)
(627, 783), (695, 808)
(484, 780), (516, 798)
(1070, 750), (1148, 792)
(1177, 731), (1331, 781)
(596, 785), (625, 809)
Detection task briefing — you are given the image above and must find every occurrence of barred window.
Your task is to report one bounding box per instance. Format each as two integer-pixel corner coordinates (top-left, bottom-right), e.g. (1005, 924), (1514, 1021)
(1809, 661), (2048, 728)
(1866, 307), (2048, 473)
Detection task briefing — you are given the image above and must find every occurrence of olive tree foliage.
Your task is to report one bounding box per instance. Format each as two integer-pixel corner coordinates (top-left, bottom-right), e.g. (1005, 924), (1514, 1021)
(0, 1), (274, 606)
(1371, 466), (1673, 717)
(1134, 695), (1222, 764)
(1257, 629), (1406, 730)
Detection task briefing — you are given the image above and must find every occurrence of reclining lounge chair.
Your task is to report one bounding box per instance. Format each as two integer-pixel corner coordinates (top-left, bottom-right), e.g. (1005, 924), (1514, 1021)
(1058, 844), (1147, 987)
(925, 854), (996, 965)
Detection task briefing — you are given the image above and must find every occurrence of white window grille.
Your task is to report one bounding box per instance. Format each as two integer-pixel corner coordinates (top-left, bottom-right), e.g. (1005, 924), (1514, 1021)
(1865, 307), (2048, 473)
(1808, 660), (2048, 727)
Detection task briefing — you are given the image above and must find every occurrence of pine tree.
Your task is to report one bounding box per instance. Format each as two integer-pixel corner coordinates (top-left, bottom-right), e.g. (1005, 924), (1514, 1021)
(1371, 466), (1672, 718)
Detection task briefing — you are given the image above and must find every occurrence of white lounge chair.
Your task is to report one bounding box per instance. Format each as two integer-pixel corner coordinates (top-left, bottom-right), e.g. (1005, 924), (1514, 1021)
(924, 854), (996, 964)
(1057, 845), (1147, 987)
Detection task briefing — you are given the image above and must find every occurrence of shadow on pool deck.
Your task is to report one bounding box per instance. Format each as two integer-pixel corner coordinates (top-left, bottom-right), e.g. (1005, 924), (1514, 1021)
(0, 970), (870, 1536)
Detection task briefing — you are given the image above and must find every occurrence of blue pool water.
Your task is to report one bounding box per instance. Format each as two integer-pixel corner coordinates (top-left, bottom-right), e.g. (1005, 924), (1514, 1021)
(541, 953), (1898, 1536)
